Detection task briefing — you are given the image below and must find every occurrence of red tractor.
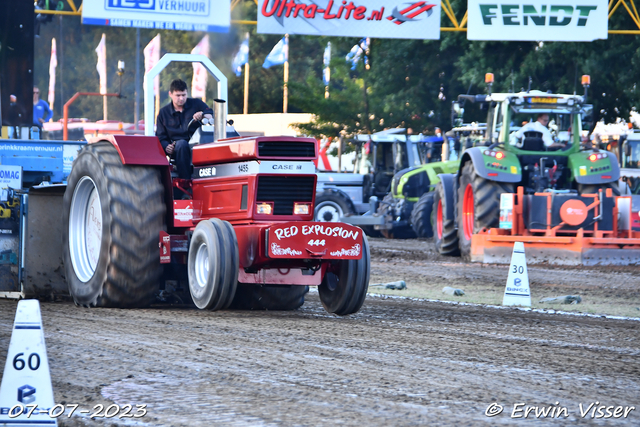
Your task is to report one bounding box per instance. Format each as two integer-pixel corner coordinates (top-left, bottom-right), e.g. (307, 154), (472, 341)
(61, 104), (369, 315)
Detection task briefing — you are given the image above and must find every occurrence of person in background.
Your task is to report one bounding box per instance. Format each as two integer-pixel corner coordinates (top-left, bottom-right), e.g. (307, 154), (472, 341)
(33, 86), (53, 139)
(156, 79), (212, 180)
(510, 113), (564, 150)
(7, 95), (24, 139)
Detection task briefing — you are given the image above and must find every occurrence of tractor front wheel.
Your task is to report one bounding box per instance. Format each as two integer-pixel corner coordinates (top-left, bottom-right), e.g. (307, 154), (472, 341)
(578, 182), (621, 196)
(410, 192), (435, 238)
(188, 218), (239, 310)
(314, 190), (354, 222)
(432, 182), (459, 256)
(63, 142), (166, 308)
(457, 162), (514, 261)
(318, 235), (370, 315)
(377, 194), (415, 239)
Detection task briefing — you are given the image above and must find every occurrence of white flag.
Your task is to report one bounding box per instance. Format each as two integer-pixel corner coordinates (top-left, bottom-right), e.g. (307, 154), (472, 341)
(144, 34), (161, 98)
(48, 38), (57, 110)
(191, 35), (209, 100)
(95, 33), (107, 95)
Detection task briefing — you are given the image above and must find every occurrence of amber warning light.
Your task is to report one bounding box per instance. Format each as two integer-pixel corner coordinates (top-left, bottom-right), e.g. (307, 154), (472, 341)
(582, 75), (591, 86)
(485, 73), (494, 84)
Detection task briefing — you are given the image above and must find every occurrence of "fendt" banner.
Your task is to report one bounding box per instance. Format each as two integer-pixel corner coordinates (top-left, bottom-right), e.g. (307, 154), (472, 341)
(257, 0), (441, 39)
(467, 0), (608, 41)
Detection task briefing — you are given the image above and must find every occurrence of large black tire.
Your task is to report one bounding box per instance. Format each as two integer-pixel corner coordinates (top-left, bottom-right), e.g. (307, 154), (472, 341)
(318, 235), (370, 315)
(457, 162), (514, 261)
(410, 192), (435, 238)
(314, 189), (355, 222)
(578, 182), (621, 196)
(432, 182), (459, 256)
(377, 194), (416, 239)
(230, 284), (308, 310)
(188, 218), (239, 310)
(63, 142), (166, 308)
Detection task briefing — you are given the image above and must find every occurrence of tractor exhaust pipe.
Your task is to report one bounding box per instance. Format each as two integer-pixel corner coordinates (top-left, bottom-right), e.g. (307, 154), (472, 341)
(214, 99), (227, 142)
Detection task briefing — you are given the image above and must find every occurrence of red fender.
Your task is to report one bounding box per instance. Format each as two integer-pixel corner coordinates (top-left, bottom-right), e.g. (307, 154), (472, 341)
(87, 134), (169, 166)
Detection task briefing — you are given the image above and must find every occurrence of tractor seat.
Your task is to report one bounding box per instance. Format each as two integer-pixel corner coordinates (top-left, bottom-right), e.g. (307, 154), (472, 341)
(521, 131), (545, 151)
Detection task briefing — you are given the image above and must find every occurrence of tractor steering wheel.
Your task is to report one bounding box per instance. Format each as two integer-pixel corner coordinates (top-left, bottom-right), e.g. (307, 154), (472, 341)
(187, 117), (204, 136)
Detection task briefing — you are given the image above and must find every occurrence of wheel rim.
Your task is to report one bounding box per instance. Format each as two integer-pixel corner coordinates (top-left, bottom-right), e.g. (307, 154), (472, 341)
(462, 184), (474, 241)
(436, 200), (443, 240)
(315, 202), (343, 222)
(69, 176), (102, 283)
(194, 242), (209, 289)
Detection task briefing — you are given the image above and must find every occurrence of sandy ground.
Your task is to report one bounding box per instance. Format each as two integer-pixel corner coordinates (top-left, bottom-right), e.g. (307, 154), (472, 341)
(0, 238), (639, 426)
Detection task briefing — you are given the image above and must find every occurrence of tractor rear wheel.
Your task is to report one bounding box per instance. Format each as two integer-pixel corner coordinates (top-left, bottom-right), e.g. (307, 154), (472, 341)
(63, 142), (166, 308)
(318, 234), (370, 315)
(578, 182), (621, 196)
(410, 192), (435, 238)
(432, 182), (459, 256)
(230, 284), (308, 310)
(457, 162), (514, 261)
(188, 218), (239, 310)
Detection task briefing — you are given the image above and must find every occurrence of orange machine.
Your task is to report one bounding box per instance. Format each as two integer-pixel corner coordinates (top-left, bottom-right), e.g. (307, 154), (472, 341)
(471, 187), (640, 265)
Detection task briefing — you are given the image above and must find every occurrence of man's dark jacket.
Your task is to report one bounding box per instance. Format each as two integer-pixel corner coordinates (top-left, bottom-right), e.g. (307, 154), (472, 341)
(156, 98), (211, 151)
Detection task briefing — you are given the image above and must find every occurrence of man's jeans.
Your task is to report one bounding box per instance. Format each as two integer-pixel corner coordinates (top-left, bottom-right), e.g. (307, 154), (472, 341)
(173, 139), (191, 180)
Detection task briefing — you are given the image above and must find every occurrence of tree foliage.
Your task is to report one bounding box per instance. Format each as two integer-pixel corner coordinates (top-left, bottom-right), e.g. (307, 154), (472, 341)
(33, 9), (640, 136)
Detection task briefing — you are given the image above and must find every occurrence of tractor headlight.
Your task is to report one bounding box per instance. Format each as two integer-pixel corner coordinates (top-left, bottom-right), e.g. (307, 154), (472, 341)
(294, 203), (311, 215)
(256, 202), (273, 215)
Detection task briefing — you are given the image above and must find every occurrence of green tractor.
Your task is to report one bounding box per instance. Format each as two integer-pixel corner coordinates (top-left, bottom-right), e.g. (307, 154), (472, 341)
(374, 135), (459, 239)
(341, 134), (459, 238)
(434, 85), (621, 260)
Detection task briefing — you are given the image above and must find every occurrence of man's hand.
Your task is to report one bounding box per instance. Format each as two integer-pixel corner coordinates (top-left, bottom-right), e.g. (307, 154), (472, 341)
(166, 142), (176, 155)
(193, 111), (204, 121)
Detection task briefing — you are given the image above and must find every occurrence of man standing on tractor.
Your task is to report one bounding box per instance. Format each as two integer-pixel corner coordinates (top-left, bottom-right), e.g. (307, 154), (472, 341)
(510, 113), (565, 150)
(156, 79), (212, 179)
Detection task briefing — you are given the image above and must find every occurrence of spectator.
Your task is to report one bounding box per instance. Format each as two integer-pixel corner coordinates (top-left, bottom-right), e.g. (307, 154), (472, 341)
(7, 95), (25, 139)
(33, 86), (53, 139)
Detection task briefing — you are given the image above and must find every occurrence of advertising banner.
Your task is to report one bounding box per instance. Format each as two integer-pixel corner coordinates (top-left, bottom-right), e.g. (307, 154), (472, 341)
(0, 166), (22, 190)
(467, 0), (608, 41)
(258, 0), (441, 39)
(82, 0), (230, 32)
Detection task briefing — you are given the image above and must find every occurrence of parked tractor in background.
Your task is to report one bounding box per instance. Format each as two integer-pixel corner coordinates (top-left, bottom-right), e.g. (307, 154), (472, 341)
(345, 134), (456, 239)
(431, 75), (638, 265)
(314, 130), (427, 236)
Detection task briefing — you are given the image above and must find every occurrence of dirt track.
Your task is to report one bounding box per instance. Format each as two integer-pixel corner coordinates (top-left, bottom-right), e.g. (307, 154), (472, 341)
(0, 238), (639, 426)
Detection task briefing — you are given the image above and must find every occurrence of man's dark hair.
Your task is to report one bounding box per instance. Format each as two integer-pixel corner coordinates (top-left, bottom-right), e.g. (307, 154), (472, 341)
(169, 79), (188, 93)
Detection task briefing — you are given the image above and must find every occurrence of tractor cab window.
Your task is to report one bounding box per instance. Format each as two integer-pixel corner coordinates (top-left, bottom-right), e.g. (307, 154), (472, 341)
(624, 139), (640, 168)
(418, 140), (443, 163)
(508, 111), (575, 147)
(354, 143), (373, 174)
(393, 142), (410, 171)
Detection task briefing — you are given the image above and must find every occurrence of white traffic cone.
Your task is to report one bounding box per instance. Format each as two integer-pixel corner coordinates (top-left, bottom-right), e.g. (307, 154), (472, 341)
(502, 242), (532, 307)
(0, 300), (57, 426)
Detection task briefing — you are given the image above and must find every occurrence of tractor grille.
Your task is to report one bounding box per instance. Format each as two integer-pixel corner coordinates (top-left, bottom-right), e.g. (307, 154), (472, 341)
(256, 175), (315, 215)
(258, 141), (315, 158)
